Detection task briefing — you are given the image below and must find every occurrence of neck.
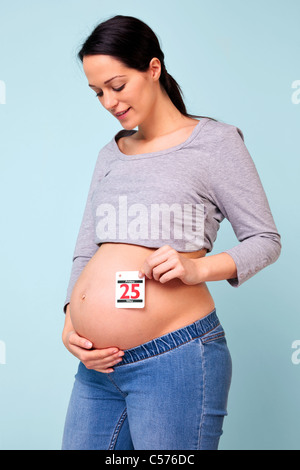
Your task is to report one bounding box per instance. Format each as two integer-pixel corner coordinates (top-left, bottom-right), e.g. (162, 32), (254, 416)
(136, 89), (187, 142)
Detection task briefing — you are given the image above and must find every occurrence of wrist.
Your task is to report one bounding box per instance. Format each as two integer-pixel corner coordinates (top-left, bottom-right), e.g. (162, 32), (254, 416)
(194, 252), (237, 283)
(193, 257), (210, 283)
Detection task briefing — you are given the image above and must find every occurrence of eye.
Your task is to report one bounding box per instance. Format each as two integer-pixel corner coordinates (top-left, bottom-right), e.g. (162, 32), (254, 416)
(114, 84), (126, 92)
(95, 84), (125, 98)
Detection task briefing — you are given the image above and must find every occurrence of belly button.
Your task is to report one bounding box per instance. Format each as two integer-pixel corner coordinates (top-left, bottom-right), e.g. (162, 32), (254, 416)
(81, 294), (86, 301)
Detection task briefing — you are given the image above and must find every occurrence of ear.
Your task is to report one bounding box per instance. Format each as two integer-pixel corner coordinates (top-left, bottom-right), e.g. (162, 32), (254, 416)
(148, 57), (161, 82)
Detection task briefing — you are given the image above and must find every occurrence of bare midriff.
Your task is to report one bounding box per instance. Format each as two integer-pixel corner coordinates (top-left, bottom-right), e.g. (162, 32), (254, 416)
(69, 243), (215, 349)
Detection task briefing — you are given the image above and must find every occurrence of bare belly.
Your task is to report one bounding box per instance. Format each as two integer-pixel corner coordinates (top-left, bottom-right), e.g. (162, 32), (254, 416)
(69, 243), (215, 349)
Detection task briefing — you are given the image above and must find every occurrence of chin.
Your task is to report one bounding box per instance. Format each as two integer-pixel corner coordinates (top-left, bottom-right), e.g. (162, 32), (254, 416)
(120, 120), (138, 131)
(118, 110), (142, 131)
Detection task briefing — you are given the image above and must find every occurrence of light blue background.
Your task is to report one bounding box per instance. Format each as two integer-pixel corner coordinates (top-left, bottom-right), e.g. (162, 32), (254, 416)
(0, 0), (299, 450)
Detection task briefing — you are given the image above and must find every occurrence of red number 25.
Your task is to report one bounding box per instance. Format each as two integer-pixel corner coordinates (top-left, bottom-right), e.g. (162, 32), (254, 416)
(120, 283), (140, 299)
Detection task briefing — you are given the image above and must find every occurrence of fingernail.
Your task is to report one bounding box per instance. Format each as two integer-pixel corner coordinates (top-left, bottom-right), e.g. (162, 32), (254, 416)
(85, 341), (92, 348)
(138, 271), (143, 278)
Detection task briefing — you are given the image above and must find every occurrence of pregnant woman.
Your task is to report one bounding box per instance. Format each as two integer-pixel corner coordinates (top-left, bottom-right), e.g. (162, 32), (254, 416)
(61, 15), (281, 450)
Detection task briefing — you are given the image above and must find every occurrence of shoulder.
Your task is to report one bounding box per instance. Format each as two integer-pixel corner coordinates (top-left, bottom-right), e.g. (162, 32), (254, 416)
(198, 118), (248, 168)
(92, 137), (118, 172)
(200, 119), (257, 181)
(200, 117), (245, 144)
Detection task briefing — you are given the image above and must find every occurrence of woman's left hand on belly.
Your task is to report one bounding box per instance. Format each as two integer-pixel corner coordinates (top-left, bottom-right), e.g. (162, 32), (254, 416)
(138, 245), (204, 286)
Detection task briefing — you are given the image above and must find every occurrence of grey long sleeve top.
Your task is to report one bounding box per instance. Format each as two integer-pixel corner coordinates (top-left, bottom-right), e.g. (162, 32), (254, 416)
(63, 117), (281, 313)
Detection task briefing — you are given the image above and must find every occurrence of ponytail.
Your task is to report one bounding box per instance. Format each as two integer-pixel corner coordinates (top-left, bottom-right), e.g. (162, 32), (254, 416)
(159, 63), (217, 121)
(159, 62), (187, 115)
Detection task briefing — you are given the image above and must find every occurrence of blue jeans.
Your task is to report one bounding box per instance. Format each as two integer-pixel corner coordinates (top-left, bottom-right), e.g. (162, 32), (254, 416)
(61, 308), (232, 450)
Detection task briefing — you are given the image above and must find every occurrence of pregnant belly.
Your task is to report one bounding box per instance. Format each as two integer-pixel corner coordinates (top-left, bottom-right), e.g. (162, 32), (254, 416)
(69, 243), (215, 349)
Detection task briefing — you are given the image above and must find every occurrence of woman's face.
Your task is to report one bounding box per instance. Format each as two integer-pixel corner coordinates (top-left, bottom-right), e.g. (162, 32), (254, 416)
(83, 54), (161, 130)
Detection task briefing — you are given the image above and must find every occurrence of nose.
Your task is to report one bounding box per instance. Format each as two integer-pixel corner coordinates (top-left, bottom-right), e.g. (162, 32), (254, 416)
(102, 92), (118, 112)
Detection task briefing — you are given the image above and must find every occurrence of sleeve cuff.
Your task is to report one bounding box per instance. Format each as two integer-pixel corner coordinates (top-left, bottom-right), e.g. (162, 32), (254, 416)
(224, 249), (253, 288)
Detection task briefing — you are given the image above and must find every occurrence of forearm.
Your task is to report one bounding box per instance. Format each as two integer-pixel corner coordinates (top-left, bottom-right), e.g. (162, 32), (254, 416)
(196, 252), (237, 283)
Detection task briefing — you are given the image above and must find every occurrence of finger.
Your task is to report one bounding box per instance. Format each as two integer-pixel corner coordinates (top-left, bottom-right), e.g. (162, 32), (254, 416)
(68, 332), (93, 350)
(97, 354), (124, 368)
(82, 348), (124, 363)
(159, 266), (183, 283)
(152, 257), (177, 281)
(100, 348), (124, 359)
(97, 367), (115, 374)
(140, 248), (175, 279)
(157, 258), (186, 283)
(97, 349), (125, 363)
(84, 352), (124, 372)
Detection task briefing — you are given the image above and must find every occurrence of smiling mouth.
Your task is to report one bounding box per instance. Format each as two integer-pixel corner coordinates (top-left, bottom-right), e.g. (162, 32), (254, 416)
(115, 107), (131, 117)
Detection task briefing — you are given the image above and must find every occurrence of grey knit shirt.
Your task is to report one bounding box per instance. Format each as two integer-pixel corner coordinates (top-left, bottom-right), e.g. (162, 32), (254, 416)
(63, 117), (281, 313)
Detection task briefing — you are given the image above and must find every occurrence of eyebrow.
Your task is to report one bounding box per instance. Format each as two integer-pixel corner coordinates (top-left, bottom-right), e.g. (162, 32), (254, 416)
(88, 75), (126, 88)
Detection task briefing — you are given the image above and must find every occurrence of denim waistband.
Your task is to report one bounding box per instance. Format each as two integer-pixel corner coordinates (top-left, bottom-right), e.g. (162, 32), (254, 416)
(115, 308), (219, 366)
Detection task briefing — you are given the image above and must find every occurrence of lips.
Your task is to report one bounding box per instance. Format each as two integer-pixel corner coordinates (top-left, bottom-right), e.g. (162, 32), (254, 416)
(115, 107), (131, 117)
